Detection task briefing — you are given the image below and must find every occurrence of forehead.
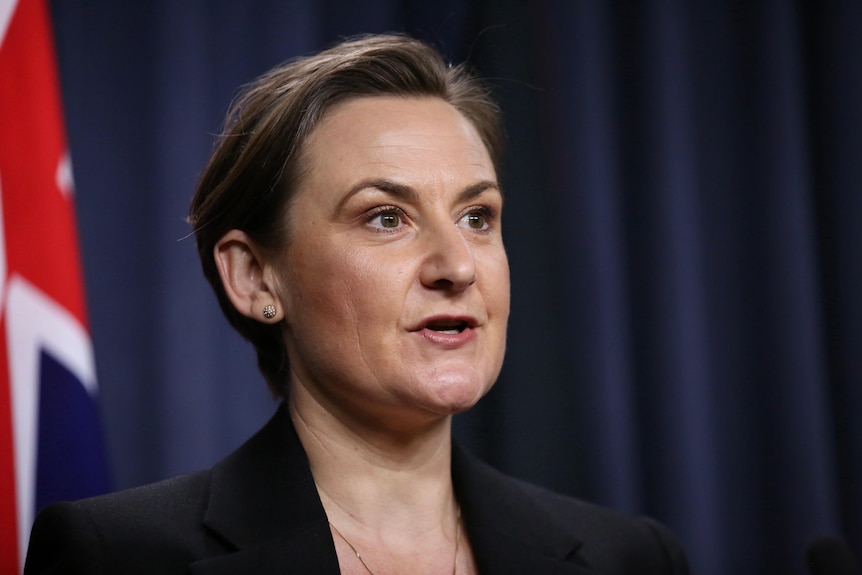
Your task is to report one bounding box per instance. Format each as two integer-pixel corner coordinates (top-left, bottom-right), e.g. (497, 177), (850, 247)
(301, 96), (495, 183)
(314, 95), (476, 138)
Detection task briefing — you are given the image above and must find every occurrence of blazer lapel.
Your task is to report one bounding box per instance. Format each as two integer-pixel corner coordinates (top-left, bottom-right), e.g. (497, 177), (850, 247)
(187, 406), (602, 574)
(189, 405), (340, 575)
(452, 445), (600, 575)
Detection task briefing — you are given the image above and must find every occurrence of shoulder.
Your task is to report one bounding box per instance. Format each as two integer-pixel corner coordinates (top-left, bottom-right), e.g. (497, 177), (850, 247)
(513, 477), (688, 571)
(25, 470), (220, 575)
(453, 446), (689, 574)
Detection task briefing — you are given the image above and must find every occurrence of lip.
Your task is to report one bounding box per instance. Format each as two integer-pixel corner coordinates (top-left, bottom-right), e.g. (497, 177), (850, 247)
(413, 314), (479, 349)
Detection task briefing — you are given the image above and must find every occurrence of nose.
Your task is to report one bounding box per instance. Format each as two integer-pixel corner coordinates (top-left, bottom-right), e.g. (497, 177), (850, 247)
(419, 222), (477, 292)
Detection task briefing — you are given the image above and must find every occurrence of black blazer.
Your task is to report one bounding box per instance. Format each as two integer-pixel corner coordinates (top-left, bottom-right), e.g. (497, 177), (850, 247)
(25, 405), (689, 574)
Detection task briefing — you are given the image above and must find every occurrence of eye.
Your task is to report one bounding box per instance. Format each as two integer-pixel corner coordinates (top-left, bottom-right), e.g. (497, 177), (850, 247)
(367, 207), (404, 230)
(458, 207), (494, 231)
(378, 212), (401, 228)
(466, 213), (486, 230)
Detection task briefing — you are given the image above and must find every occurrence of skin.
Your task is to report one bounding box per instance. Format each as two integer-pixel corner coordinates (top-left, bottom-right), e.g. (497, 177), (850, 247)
(215, 95), (508, 574)
(278, 96), (510, 438)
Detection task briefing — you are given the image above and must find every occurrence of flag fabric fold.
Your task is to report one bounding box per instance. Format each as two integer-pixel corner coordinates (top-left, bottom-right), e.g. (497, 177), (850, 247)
(0, 0), (111, 571)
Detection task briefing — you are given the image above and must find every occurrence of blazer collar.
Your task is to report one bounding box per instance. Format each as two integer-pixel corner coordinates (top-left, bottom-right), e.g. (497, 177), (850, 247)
(452, 444), (595, 574)
(190, 405), (596, 574)
(191, 404), (340, 574)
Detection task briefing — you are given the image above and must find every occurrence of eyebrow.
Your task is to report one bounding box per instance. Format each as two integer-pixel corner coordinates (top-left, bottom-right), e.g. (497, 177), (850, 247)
(335, 178), (502, 213)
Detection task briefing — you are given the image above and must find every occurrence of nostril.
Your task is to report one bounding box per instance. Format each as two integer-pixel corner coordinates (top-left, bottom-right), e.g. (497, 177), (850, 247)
(430, 274), (475, 290)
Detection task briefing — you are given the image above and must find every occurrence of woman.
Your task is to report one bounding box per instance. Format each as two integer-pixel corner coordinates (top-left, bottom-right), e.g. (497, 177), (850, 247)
(25, 34), (689, 574)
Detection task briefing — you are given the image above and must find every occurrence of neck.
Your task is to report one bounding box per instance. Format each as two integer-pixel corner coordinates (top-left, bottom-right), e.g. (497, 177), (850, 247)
(289, 384), (458, 540)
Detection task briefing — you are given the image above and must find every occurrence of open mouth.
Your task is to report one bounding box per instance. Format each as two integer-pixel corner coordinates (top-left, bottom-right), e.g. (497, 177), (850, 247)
(425, 319), (469, 334)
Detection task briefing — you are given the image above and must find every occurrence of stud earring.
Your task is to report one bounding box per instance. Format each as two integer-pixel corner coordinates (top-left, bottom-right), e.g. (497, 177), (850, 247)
(263, 304), (276, 319)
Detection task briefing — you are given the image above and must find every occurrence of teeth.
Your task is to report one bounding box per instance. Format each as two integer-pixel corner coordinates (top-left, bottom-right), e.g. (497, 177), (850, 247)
(427, 322), (466, 333)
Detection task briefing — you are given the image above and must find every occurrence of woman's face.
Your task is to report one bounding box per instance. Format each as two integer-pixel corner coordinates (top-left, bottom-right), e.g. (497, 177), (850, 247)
(277, 96), (509, 429)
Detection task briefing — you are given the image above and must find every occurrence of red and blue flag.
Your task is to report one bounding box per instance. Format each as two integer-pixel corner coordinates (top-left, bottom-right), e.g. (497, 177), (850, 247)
(0, 0), (111, 571)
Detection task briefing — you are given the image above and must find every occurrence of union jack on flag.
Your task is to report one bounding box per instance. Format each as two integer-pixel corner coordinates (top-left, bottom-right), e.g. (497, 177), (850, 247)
(0, 0), (111, 571)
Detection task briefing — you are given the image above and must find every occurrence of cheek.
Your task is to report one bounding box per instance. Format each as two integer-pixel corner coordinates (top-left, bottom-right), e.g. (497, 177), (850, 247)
(483, 251), (511, 314)
(284, 246), (405, 329)
(280, 244), (345, 325)
(343, 255), (416, 329)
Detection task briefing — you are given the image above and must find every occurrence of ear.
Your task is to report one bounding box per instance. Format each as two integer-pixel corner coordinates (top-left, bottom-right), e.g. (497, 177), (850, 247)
(214, 229), (284, 323)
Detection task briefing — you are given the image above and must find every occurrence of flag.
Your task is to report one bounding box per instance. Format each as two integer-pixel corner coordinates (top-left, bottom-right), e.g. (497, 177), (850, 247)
(0, 0), (111, 571)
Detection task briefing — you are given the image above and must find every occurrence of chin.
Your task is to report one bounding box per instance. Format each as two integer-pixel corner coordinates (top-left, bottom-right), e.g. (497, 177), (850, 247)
(420, 375), (494, 416)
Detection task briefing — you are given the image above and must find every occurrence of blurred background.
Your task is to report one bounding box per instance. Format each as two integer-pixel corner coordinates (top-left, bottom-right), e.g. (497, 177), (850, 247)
(46, 1), (860, 574)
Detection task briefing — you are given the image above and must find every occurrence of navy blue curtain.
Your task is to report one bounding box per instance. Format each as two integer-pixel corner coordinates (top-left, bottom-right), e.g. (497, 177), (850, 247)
(49, 2), (862, 574)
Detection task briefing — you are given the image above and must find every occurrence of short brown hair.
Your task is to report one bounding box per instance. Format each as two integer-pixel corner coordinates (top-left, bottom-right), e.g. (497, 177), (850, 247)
(188, 34), (503, 397)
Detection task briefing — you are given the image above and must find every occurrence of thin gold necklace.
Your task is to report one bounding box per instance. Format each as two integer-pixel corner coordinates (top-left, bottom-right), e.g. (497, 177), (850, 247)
(329, 509), (462, 575)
